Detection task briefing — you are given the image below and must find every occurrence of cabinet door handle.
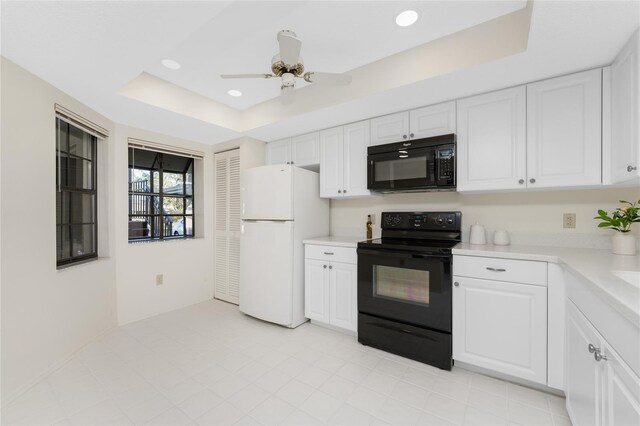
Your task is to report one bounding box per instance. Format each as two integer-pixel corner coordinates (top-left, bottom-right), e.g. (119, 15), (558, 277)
(594, 350), (608, 362)
(486, 267), (506, 272)
(324, 252), (334, 255)
(343, 189), (347, 194)
(329, 265), (333, 269)
(454, 282), (459, 287)
(323, 265), (327, 269)
(403, 134), (408, 139)
(291, 161), (294, 165)
(529, 178), (536, 184)
(588, 343), (598, 353)
(518, 179), (525, 184)
(628, 165), (637, 172)
(409, 133), (414, 138)
(338, 190), (342, 194)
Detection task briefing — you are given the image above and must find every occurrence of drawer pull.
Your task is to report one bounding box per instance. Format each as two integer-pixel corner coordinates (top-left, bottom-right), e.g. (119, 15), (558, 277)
(324, 252), (334, 255)
(486, 267), (506, 272)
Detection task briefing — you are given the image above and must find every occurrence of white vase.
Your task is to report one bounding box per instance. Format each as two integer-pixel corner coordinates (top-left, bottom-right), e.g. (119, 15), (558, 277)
(612, 232), (637, 256)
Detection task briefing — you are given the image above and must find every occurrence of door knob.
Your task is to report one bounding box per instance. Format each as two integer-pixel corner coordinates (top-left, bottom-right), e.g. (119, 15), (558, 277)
(628, 165), (637, 172)
(529, 178), (536, 184)
(518, 179), (525, 184)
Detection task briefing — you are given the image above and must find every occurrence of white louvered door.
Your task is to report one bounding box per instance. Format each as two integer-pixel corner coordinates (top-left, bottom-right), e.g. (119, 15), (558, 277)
(214, 149), (241, 304)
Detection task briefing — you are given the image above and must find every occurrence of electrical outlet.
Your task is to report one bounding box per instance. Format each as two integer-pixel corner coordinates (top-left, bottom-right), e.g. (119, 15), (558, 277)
(155, 274), (164, 285)
(563, 213), (576, 229)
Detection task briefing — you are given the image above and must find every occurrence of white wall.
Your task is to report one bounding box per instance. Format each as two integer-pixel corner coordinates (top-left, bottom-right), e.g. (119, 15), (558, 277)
(331, 187), (640, 247)
(0, 58), (117, 402)
(114, 125), (215, 325)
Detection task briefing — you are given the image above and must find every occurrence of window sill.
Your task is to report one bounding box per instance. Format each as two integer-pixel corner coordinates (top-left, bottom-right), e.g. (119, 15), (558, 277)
(56, 256), (112, 272)
(127, 237), (203, 245)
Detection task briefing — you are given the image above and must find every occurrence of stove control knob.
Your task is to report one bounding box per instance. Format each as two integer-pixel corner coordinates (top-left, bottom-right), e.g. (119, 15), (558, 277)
(393, 216), (401, 225)
(384, 216), (393, 225)
(446, 218), (454, 225)
(435, 217), (444, 225)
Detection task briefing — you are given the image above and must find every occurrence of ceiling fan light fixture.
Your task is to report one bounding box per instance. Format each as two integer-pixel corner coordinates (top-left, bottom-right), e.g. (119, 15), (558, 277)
(161, 59), (181, 70)
(395, 10), (418, 27)
(227, 89), (243, 97)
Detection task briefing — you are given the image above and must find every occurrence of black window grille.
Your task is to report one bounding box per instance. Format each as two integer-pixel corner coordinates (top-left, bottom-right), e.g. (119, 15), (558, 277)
(56, 118), (98, 267)
(128, 147), (194, 241)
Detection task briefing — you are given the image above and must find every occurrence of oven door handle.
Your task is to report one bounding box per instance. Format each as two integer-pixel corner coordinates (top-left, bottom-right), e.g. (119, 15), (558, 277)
(357, 248), (451, 260)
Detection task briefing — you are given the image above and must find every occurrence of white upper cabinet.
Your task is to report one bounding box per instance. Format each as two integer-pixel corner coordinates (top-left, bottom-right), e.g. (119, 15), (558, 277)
(608, 29), (640, 184)
(456, 86), (527, 191)
(370, 104), (455, 147)
(266, 132), (319, 166)
(265, 138), (291, 165)
(291, 132), (320, 167)
(410, 101), (456, 139)
(342, 121), (371, 197)
(370, 111), (410, 146)
(320, 121), (370, 198)
(319, 126), (344, 198)
(527, 69), (602, 188)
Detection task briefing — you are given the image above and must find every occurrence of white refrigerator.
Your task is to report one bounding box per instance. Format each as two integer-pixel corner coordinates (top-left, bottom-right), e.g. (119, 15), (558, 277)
(239, 165), (329, 328)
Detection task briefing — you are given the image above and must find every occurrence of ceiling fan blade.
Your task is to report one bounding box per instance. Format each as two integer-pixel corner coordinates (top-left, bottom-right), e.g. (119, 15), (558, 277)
(220, 73), (273, 79)
(278, 31), (302, 67)
(280, 85), (295, 105)
(303, 71), (352, 86)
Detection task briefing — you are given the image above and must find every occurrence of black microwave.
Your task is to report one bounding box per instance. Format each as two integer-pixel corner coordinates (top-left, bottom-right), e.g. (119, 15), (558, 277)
(367, 134), (456, 192)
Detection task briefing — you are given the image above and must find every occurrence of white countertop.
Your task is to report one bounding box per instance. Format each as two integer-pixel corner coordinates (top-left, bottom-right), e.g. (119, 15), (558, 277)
(303, 236), (366, 248)
(453, 243), (640, 326)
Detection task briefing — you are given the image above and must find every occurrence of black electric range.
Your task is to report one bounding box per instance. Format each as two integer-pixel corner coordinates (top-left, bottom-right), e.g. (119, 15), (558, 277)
(357, 211), (462, 370)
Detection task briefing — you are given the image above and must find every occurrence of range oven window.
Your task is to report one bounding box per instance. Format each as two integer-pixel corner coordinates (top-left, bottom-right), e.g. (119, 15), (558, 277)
(374, 156), (427, 182)
(373, 265), (430, 305)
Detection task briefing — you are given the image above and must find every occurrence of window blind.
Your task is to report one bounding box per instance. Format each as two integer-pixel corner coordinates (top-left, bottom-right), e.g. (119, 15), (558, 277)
(128, 137), (205, 160)
(54, 104), (109, 140)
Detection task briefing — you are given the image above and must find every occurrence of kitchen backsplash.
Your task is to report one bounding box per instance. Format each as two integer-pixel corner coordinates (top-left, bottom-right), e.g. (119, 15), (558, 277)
(330, 187), (640, 249)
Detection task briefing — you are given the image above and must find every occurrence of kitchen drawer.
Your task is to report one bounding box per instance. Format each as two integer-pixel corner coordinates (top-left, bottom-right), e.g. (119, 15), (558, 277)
(454, 255), (547, 286)
(305, 244), (357, 264)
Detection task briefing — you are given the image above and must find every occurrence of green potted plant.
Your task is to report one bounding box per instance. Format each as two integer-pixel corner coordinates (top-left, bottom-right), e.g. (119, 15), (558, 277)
(594, 199), (640, 255)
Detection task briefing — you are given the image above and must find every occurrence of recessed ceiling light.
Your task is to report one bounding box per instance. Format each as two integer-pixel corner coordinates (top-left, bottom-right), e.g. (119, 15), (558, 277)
(227, 89), (243, 97)
(395, 10), (418, 27)
(161, 59), (181, 70)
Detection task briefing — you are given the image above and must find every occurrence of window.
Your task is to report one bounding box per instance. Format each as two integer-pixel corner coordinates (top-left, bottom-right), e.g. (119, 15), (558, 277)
(128, 147), (194, 241)
(56, 118), (98, 267)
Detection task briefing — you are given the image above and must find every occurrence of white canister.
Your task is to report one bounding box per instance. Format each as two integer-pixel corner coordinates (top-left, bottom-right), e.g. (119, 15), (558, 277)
(493, 229), (510, 246)
(469, 223), (486, 245)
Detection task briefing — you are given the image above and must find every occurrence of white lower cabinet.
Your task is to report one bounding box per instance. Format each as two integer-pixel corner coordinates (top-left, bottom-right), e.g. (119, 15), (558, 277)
(304, 244), (357, 333)
(452, 276), (548, 384)
(566, 293), (640, 426)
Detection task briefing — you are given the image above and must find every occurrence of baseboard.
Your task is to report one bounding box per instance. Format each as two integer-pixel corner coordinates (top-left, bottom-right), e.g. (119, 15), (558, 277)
(454, 360), (565, 397)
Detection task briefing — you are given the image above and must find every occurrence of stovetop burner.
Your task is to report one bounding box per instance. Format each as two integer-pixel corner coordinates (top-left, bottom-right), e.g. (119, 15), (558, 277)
(358, 211), (462, 254)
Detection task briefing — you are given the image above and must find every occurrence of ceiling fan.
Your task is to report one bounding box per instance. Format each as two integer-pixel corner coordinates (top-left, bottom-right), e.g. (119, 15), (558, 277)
(221, 30), (352, 105)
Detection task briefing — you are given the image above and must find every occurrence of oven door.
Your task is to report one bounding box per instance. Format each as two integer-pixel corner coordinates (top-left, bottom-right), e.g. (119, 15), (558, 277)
(357, 248), (452, 332)
(367, 147), (435, 191)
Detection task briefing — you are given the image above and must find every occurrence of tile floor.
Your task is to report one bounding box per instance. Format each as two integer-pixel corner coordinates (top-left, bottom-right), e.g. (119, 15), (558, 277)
(2, 300), (571, 426)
